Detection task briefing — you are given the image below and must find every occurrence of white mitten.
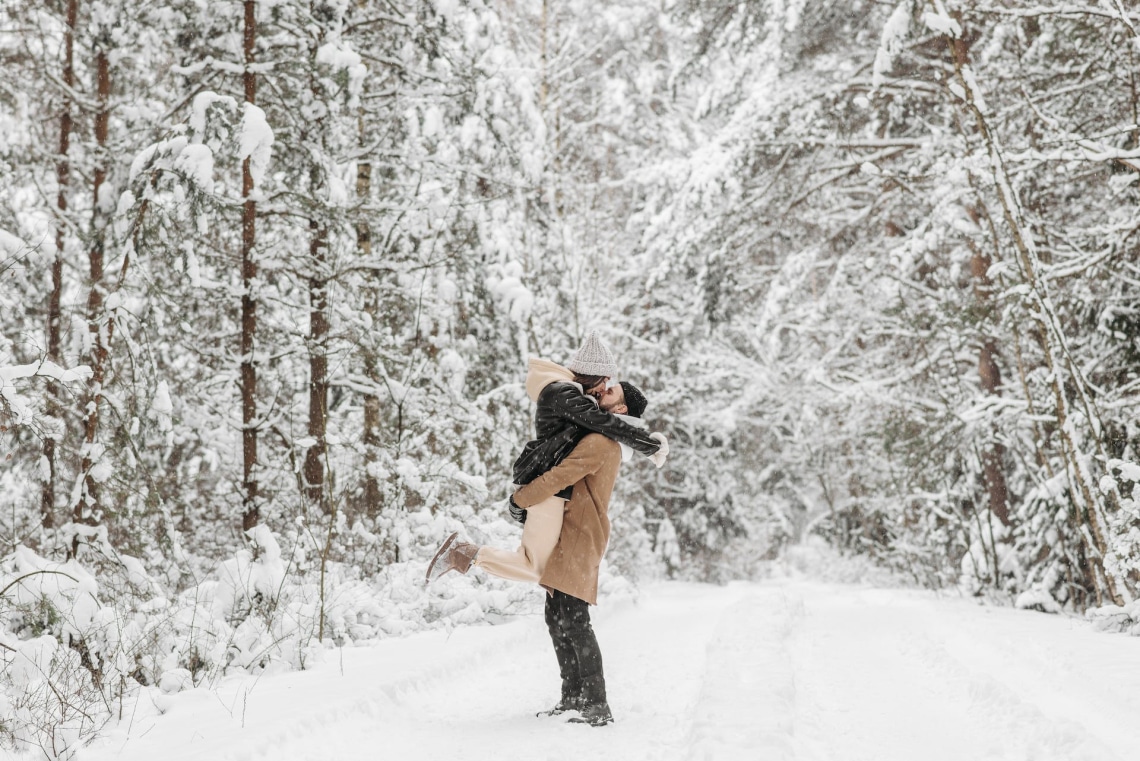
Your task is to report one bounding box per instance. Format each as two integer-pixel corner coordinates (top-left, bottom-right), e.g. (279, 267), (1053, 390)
(648, 432), (669, 468)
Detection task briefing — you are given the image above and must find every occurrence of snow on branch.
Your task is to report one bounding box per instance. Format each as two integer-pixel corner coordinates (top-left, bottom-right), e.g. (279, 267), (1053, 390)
(873, 1), (913, 90)
(0, 360), (93, 426)
(238, 103), (275, 189)
(316, 42), (368, 106)
(1002, 141), (1140, 172)
(0, 228), (30, 258)
(0, 360), (93, 386)
(972, 3), (1139, 24)
(922, 5), (962, 38)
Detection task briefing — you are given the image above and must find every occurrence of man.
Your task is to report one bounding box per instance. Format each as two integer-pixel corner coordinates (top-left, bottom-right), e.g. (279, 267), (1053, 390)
(513, 430), (626, 726)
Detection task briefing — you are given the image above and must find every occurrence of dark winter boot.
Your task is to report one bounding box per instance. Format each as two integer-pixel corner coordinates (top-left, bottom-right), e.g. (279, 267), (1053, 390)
(424, 532), (480, 584)
(567, 701), (613, 727)
(536, 694), (584, 717)
(567, 675), (613, 726)
(536, 676), (584, 717)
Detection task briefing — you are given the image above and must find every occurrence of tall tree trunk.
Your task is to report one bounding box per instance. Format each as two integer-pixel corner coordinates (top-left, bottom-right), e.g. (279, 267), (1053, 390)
(75, 41), (111, 545)
(303, 175), (329, 511)
(1129, 36), (1139, 151)
(967, 205), (1009, 527)
(302, 17), (330, 513)
(976, 339), (1009, 523)
(358, 154), (382, 517)
(43, 0), (79, 531)
(241, 0), (260, 533)
(351, 3), (381, 520)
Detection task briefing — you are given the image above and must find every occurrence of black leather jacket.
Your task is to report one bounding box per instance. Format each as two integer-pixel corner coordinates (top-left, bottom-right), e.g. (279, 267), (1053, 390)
(511, 381), (661, 499)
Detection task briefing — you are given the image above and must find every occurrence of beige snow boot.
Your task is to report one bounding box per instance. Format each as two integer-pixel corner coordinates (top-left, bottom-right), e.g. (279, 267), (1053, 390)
(425, 532), (480, 584)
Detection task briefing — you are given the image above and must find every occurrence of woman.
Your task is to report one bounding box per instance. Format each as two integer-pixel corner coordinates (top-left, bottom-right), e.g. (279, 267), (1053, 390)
(425, 331), (667, 583)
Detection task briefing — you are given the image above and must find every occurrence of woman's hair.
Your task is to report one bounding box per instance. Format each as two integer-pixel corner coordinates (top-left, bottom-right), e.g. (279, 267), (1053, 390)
(572, 373), (608, 392)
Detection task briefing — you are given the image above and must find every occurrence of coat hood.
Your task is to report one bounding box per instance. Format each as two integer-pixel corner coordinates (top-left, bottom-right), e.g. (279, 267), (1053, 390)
(525, 357), (575, 402)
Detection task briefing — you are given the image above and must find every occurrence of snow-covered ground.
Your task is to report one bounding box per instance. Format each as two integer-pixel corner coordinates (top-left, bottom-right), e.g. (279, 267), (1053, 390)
(73, 579), (1140, 761)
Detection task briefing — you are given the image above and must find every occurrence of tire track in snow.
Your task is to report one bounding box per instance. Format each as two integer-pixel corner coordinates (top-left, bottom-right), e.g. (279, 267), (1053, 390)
(786, 584), (1004, 761)
(936, 603), (1140, 757)
(684, 585), (803, 761)
(785, 584), (1129, 761)
(900, 603), (1127, 761)
(597, 582), (757, 760)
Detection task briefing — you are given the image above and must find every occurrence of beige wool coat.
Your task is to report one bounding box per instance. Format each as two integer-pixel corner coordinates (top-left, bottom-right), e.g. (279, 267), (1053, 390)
(512, 433), (622, 605)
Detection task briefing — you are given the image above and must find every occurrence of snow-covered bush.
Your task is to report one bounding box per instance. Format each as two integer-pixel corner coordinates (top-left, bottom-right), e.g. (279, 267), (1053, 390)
(1, 545), (128, 760)
(0, 514), (547, 757)
(1087, 598), (1140, 637)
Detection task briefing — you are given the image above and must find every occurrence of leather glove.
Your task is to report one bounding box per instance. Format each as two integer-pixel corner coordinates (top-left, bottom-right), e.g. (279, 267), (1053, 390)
(508, 496), (527, 524)
(648, 432), (669, 469)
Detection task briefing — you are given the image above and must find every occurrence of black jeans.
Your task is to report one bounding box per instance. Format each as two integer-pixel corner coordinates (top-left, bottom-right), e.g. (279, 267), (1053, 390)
(544, 589), (607, 705)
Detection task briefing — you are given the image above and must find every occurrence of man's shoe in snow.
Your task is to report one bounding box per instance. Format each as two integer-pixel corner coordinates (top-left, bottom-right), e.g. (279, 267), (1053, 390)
(536, 696), (583, 717)
(424, 532), (479, 584)
(567, 702), (613, 727)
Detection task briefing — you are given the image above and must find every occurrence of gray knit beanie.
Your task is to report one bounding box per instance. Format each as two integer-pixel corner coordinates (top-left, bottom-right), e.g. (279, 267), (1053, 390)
(567, 331), (618, 378)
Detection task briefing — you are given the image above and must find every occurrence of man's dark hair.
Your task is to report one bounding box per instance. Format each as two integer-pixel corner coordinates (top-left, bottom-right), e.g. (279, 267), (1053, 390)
(619, 381), (648, 418)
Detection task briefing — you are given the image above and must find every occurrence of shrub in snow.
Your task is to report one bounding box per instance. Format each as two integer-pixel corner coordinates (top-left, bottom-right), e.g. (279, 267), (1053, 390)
(0, 545), (137, 759)
(0, 513), (552, 756)
(1087, 599), (1140, 637)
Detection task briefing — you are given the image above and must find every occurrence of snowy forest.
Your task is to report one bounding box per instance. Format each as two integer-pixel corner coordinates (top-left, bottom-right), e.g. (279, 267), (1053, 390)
(3, 0), (1140, 755)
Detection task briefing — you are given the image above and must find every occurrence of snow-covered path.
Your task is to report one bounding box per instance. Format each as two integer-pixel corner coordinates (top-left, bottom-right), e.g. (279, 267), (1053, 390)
(78, 581), (1140, 761)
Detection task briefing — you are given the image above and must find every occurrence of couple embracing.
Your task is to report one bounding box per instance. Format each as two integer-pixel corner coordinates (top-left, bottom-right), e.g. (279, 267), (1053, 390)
(425, 331), (669, 727)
